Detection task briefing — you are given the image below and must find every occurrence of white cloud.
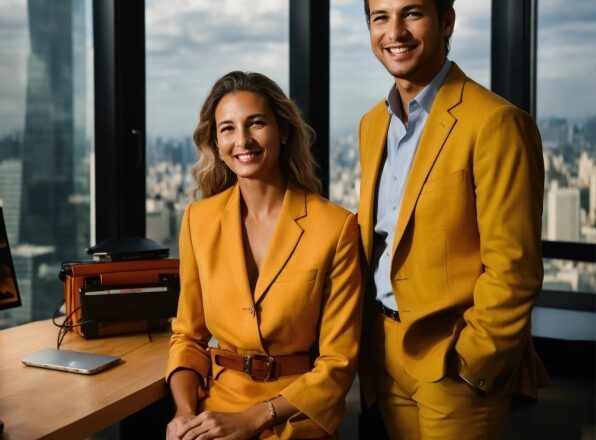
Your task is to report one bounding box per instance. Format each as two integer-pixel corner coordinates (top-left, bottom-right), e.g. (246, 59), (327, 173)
(145, 0), (290, 138)
(0, 0), (593, 140)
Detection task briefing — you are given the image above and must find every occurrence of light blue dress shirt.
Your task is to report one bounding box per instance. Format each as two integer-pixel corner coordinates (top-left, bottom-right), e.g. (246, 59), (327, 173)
(372, 60), (452, 311)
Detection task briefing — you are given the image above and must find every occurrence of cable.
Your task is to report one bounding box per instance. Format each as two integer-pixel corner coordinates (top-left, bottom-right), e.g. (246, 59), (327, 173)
(52, 301), (94, 349)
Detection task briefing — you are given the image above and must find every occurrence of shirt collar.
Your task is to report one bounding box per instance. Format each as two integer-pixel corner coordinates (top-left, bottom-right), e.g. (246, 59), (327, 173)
(385, 59), (452, 116)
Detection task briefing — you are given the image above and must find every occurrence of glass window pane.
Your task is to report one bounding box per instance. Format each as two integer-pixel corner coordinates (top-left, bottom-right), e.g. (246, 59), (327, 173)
(0, 0), (94, 328)
(537, 0), (596, 294)
(449, 2), (491, 89)
(145, 0), (289, 255)
(537, 0), (596, 244)
(329, 0), (491, 212)
(543, 258), (595, 293)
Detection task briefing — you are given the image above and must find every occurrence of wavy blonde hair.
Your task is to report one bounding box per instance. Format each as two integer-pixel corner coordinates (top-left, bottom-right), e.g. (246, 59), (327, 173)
(192, 71), (322, 198)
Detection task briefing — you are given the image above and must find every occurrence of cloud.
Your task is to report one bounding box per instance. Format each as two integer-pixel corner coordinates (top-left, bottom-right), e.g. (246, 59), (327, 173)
(535, 0), (596, 119)
(145, 0), (289, 138)
(449, 2), (491, 87)
(1, 0), (593, 140)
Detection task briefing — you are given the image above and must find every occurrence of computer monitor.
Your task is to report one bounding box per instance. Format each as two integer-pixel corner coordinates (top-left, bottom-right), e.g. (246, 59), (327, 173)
(0, 206), (21, 311)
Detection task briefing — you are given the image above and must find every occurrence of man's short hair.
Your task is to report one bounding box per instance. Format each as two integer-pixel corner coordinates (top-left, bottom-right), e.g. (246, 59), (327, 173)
(363, 0), (455, 54)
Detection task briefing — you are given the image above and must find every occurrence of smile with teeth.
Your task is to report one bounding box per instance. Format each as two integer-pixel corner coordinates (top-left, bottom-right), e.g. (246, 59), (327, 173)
(387, 46), (414, 55)
(234, 151), (262, 163)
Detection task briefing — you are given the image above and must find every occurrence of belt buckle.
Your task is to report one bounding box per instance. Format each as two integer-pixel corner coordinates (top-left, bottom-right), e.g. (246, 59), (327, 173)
(242, 354), (275, 382)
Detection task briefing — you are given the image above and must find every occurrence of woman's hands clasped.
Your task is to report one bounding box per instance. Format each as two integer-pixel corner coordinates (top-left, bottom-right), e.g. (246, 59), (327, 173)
(166, 409), (263, 440)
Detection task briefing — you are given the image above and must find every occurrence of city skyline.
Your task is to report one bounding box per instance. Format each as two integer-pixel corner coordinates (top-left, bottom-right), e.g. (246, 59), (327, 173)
(0, 0), (595, 138)
(0, 0), (594, 327)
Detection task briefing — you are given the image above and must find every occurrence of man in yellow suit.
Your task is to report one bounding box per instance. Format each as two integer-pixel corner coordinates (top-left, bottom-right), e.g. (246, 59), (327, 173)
(357, 0), (548, 438)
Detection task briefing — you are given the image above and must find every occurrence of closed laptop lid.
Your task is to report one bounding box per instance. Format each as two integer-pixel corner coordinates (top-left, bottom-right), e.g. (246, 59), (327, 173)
(22, 348), (120, 375)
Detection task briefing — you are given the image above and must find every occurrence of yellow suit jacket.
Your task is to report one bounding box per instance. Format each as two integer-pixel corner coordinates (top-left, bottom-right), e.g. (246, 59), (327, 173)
(166, 183), (362, 438)
(358, 63), (548, 404)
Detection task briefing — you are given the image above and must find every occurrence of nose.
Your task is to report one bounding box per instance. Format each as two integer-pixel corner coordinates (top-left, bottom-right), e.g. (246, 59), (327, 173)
(236, 126), (253, 148)
(387, 16), (406, 41)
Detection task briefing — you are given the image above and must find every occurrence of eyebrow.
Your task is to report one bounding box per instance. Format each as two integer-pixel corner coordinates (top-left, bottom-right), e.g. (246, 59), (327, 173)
(370, 3), (423, 16)
(216, 113), (268, 128)
(216, 120), (233, 128)
(369, 9), (387, 17)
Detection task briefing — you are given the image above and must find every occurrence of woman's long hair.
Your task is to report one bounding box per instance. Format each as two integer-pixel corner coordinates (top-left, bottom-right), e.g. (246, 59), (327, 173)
(192, 71), (322, 198)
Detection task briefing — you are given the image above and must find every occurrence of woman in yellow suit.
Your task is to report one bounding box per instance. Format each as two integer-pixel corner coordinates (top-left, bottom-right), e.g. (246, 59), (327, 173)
(165, 71), (363, 440)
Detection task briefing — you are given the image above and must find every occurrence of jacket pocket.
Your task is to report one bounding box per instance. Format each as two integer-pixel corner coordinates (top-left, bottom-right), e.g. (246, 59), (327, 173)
(275, 268), (319, 283)
(420, 169), (465, 195)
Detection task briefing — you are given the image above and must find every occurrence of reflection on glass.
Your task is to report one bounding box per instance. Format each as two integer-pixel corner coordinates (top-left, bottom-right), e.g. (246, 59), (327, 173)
(145, 0), (289, 255)
(0, 0), (94, 328)
(329, 0), (490, 212)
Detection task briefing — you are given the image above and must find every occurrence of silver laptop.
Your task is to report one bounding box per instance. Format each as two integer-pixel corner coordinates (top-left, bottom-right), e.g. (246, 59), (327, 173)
(22, 348), (120, 375)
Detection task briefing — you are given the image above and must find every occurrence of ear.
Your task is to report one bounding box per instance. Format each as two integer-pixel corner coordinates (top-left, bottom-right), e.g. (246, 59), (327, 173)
(442, 8), (456, 38)
(280, 126), (289, 145)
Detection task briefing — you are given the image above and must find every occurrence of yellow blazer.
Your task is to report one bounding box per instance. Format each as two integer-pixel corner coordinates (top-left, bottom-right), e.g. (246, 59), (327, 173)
(358, 63), (548, 404)
(166, 183), (362, 438)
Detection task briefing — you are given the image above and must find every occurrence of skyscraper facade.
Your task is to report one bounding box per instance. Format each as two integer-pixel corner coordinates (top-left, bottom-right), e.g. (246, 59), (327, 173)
(19, 0), (89, 261)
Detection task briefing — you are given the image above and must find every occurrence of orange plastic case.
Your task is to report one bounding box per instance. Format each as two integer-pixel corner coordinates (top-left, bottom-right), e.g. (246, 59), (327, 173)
(60, 258), (179, 338)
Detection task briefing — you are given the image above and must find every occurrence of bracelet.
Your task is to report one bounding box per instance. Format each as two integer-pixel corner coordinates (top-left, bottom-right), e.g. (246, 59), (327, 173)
(263, 399), (277, 421)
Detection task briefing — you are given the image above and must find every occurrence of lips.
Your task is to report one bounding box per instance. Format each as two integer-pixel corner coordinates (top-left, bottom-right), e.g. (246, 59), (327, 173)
(234, 150), (262, 163)
(385, 44), (416, 57)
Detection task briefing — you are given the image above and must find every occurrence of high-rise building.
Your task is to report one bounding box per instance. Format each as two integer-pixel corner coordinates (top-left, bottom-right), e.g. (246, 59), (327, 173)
(578, 152), (594, 188)
(19, 0), (89, 261)
(547, 182), (581, 241)
(0, 160), (22, 245)
(539, 118), (569, 149)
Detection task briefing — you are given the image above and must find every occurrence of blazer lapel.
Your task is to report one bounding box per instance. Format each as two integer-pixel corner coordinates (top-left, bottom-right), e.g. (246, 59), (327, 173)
(253, 185), (306, 304)
(391, 63), (465, 254)
(220, 184), (255, 308)
(360, 102), (391, 264)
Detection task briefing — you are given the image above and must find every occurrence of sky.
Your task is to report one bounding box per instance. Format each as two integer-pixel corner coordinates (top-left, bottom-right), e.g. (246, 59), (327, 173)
(0, 0), (594, 140)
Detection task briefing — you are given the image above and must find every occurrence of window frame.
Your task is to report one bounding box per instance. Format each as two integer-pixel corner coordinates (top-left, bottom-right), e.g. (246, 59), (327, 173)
(93, 0), (594, 312)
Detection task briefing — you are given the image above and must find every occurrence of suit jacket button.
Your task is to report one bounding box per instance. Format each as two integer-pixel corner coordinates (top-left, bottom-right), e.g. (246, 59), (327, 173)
(477, 379), (485, 387)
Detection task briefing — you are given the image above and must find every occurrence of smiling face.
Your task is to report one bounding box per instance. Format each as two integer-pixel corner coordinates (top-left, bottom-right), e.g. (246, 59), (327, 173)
(214, 90), (286, 185)
(368, 0), (454, 91)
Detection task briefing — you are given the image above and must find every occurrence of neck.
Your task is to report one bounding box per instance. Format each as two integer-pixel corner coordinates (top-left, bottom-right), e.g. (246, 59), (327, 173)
(238, 178), (286, 222)
(394, 58), (447, 117)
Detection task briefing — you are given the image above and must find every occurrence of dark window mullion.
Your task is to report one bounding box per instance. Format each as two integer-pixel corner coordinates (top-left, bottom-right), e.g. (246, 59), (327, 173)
(93, 0), (145, 242)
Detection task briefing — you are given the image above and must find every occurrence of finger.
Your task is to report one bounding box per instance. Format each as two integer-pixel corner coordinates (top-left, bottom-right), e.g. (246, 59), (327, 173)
(181, 423), (210, 440)
(167, 417), (191, 440)
(165, 426), (178, 440)
(178, 415), (207, 439)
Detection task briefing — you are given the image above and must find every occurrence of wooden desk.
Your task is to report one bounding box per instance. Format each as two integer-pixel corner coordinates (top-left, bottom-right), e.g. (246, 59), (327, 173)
(0, 319), (171, 440)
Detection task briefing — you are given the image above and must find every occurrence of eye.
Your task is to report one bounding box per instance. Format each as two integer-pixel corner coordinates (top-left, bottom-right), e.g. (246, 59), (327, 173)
(404, 10), (423, 19)
(372, 13), (389, 23)
(250, 119), (266, 128)
(219, 125), (233, 133)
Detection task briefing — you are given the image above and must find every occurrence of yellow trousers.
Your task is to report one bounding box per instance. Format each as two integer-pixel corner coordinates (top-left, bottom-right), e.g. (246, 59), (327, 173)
(371, 313), (512, 440)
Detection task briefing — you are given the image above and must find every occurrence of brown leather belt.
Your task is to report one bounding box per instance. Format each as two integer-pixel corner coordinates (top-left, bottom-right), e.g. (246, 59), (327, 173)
(376, 301), (400, 321)
(210, 348), (310, 382)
